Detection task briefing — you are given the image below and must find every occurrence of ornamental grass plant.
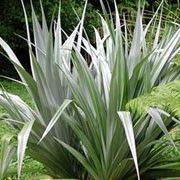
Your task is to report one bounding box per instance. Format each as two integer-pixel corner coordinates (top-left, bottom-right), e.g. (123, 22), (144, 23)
(0, 0), (180, 179)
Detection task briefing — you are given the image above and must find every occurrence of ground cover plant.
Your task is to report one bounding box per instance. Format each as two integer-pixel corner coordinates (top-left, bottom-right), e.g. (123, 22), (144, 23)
(0, 0), (180, 179)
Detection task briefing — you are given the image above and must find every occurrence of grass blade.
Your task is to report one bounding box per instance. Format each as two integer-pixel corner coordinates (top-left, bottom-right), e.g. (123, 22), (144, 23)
(118, 111), (140, 180)
(39, 99), (72, 142)
(17, 120), (34, 179)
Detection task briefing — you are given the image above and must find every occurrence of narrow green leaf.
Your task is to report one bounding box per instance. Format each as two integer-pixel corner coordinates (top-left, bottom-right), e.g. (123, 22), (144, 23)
(117, 111), (140, 180)
(55, 138), (98, 179)
(17, 120), (34, 179)
(21, 0), (35, 78)
(0, 38), (22, 67)
(39, 99), (72, 142)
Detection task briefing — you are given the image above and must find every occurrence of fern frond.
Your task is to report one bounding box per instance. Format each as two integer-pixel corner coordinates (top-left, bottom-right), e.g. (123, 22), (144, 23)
(127, 80), (180, 119)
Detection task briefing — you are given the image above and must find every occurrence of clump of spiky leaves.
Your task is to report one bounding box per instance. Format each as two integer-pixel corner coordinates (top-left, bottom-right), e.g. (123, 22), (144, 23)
(0, 0), (180, 179)
(0, 135), (16, 180)
(51, 1), (180, 179)
(0, 0), (88, 178)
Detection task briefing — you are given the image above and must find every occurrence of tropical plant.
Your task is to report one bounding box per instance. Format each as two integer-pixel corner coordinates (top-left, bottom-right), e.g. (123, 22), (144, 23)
(0, 0), (180, 179)
(0, 0), (87, 178)
(0, 134), (16, 180)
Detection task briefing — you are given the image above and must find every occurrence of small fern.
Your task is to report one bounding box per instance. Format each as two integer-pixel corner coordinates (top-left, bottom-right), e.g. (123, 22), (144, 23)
(127, 80), (180, 119)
